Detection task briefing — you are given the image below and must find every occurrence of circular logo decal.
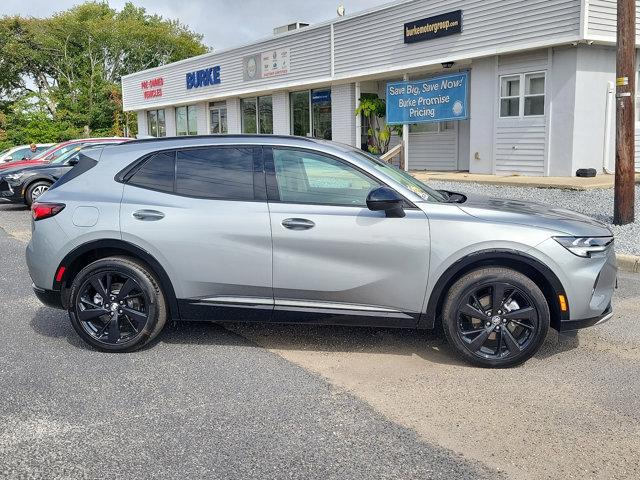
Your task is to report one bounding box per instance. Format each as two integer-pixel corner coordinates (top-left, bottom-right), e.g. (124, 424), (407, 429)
(452, 100), (464, 116)
(246, 57), (257, 80)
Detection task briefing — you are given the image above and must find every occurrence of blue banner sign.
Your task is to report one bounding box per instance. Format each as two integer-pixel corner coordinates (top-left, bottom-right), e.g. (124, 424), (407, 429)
(386, 72), (468, 125)
(186, 66), (221, 90)
(311, 90), (331, 104)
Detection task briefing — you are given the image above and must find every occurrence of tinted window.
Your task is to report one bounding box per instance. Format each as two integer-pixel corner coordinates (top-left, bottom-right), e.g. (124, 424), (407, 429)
(12, 148), (31, 160)
(272, 149), (379, 206)
(176, 147), (254, 200)
(129, 151), (175, 193)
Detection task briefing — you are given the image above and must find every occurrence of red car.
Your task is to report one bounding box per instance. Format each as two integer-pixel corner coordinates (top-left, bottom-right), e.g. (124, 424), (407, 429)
(0, 138), (127, 172)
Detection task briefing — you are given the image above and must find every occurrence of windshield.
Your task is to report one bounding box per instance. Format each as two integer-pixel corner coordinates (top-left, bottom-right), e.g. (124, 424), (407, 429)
(347, 148), (447, 202)
(33, 143), (61, 160)
(50, 145), (83, 164)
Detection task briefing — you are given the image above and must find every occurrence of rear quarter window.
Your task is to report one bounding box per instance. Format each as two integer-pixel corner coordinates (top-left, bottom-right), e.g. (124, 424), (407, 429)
(128, 151), (175, 193)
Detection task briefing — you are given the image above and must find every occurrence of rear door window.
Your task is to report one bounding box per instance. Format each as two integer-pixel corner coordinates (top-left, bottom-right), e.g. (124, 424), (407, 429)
(128, 151), (175, 193)
(176, 147), (254, 200)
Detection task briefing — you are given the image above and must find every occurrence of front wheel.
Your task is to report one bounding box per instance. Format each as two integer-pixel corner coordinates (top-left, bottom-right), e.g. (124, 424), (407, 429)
(68, 256), (167, 352)
(441, 267), (550, 368)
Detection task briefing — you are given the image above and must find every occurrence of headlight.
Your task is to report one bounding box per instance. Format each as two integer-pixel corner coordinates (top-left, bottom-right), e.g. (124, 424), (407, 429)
(554, 236), (614, 258)
(5, 172), (24, 181)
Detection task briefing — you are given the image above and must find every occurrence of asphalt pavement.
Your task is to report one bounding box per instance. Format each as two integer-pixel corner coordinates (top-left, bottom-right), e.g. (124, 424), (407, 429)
(1, 202), (639, 480)
(0, 204), (499, 479)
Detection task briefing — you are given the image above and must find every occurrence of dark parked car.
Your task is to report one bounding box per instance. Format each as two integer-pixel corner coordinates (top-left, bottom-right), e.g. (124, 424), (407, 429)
(0, 142), (124, 206)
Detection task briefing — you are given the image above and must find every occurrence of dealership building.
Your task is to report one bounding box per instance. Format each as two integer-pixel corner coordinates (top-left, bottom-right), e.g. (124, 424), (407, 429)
(122, 0), (640, 177)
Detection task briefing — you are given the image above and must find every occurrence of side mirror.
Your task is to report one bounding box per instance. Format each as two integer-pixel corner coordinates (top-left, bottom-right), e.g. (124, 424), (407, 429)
(366, 186), (406, 218)
(67, 157), (79, 166)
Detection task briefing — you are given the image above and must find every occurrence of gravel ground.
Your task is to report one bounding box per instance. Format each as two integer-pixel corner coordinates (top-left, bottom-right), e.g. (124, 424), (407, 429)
(427, 181), (640, 256)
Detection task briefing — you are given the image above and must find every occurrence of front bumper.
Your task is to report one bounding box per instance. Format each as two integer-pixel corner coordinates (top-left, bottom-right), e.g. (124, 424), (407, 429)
(557, 304), (613, 331)
(0, 178), (22, 202)
(32, 285), (64, 310)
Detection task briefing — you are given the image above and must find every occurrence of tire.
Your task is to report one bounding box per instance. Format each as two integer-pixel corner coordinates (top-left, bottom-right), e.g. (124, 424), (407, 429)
(25, 181), (51, 206)
(68, 256), (167, 352)
(441, 267), (550, 368)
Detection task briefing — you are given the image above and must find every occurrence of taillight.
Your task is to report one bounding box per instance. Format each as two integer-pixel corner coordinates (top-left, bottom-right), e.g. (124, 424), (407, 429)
(32, 202), (65, 221)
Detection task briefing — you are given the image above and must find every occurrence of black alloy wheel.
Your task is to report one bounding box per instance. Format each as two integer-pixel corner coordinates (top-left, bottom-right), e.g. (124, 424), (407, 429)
(442, 267), (549, 368)
(76, 271), (150, 345)
(68, 256), (167, 352)
(455, 282), (538, 360)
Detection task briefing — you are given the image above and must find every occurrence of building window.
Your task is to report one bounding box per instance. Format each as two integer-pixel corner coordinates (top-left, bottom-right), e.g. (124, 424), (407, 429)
(524, 73), (546, 116)
(241, 96), (273, 134)
(147, 109), (166, 137)
(290, 89), (332, 140)
(499, 72), (545, 118)
(209, 102), (228, 134)
(176, 106), (198, 136)
(409, 121), (454, 133)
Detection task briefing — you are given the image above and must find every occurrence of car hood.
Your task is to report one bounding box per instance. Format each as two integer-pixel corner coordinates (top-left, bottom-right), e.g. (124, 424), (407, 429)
(0, 159), (46, 171)
(456, 193), (612, 237)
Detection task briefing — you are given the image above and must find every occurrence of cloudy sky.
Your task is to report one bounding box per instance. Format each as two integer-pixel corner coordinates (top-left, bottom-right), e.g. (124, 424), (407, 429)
(0, 0), (390, 49)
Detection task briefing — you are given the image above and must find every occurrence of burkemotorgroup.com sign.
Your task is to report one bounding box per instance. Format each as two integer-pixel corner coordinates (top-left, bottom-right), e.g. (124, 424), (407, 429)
(404, 10), (463, 44)
(386, 72), (469, 125)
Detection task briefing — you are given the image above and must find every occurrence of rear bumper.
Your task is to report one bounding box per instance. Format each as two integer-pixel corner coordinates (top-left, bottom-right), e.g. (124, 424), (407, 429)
(32, 284), (64, 310)
(558, 304), (613, 331)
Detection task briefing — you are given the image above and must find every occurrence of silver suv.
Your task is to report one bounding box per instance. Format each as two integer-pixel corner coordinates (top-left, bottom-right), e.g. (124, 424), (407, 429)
(26, 136), (617, 367)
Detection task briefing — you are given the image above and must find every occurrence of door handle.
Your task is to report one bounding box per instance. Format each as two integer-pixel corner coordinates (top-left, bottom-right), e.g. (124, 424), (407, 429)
(281, 218), (315, 230)
(132, 209), (165, 221)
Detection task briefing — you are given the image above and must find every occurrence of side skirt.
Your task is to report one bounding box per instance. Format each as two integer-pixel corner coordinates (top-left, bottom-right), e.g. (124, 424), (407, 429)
(178, 298), (419, 329)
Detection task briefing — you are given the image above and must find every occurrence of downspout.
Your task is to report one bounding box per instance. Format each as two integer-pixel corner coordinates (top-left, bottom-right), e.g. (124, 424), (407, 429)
(603, 81), (615, 174)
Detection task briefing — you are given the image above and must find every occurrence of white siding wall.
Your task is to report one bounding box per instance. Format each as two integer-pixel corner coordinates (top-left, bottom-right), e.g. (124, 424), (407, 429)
(136, 111), (148, 138)
(226, 98), (242, 134)
(196, 102), (208, 135)
(494, 50), (550, 176)
(122, 26), (331, 111)
(164, 106), (176, 136)
(469, 57), (495, 173)
(635, 131), (640, 170)
(272, 91), (290, 135)
(333, 0), (581, 78)
(331, 83), (356, 145)
(587, 0), (640, 40)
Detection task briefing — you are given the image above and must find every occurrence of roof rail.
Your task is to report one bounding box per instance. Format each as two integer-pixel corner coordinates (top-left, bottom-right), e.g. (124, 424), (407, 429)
(124, 134), (318, 145)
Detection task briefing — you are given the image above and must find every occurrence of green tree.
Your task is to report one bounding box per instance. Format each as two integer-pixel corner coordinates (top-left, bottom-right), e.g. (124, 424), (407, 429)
(0, 1), (208, 145)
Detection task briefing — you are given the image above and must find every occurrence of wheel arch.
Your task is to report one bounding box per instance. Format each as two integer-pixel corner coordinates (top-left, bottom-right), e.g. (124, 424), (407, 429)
(23, 176), (54, 201)
(419, 249), (569, 331)
(54, 239), (179, 321)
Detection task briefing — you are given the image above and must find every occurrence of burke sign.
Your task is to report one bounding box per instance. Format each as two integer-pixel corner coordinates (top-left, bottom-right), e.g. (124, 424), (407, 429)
(186, 66), (221, 90)
(404, 10), (463, 44)
(386, 72), (469, 125)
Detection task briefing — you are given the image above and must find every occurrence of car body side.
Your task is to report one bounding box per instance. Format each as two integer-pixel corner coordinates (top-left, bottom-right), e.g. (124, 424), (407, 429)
(26, 137), (616, 332)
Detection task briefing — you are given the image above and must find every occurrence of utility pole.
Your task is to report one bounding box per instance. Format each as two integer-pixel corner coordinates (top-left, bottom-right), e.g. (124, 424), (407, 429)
(614, 0), (636, 225)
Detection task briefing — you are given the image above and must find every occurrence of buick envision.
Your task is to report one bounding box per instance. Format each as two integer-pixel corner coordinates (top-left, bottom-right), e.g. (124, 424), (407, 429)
(26, 136), (616, 367)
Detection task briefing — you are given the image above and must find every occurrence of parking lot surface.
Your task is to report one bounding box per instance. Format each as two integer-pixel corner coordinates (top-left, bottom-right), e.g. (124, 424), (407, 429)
(1, 202), (639, 479)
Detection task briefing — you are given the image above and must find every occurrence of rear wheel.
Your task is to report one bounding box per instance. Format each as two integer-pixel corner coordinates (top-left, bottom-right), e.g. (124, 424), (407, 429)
(25, 181), (51, 206)
(441, 267), (549, 368)
(68, 256), (167, 352)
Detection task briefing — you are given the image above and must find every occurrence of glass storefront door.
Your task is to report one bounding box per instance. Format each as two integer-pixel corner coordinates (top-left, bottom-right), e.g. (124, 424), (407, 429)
(209, 102), (228, 134)
(311, 90), (331, 140)
(290, 90), (331, 140)
(290, 91), (311, 137)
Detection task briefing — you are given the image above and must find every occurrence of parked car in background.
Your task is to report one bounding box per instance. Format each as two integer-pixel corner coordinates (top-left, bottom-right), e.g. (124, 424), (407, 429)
(0, 141), (127, 206)
(0, 138), (126, 172)
(0, 144), (53, 163)
(26, 135), (617, 367)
